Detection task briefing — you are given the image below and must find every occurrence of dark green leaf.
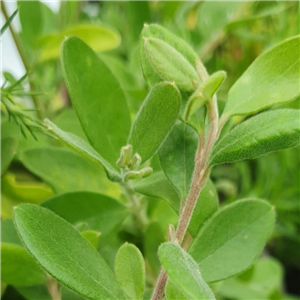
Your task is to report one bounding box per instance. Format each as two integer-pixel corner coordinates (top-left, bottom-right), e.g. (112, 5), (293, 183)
(61, 36), (131, 167)
(211, 109), (300, 166)
(159, 242), (215, 299)
(128, 82), (181, 162)
(159, 121), (198, 198)
(1, 9), (18, 35)
(189, 199), (275, 282)
(14, 204), (125, 300)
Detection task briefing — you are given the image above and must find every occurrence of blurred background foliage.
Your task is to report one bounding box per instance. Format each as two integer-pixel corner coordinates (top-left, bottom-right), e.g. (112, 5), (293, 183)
(1, 1), (299, 300)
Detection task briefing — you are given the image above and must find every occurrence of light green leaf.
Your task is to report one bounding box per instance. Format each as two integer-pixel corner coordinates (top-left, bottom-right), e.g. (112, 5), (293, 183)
(14, 204), (125, 300)
(144, 38), (199, 92)
(1, 243), (46, 287)
(211, 109), (300, 166)
(128, 82), (181, 162)
(61, 36), (131, 167)
(45, 119), (121, 182)
(159, 121), (198, 198)
(184, 71), (227, 121)
(140, 24), (200, 88)
(223, 36), (300, 117)
(42, 191), (128, 241)
(115, 243), (145, 300)
(189, 199), (276, 282)
(1, 219), (22, 246)
(134, 172), (180, 212)
(166, 281), (187, 300)
(81, 230), (101, 249)
(218, 257), (283, 300)
(39, 24), (120, 62)
(18, 1), (43, 45)
(158, 242), (215, 300)
(20, 148), (119, 196)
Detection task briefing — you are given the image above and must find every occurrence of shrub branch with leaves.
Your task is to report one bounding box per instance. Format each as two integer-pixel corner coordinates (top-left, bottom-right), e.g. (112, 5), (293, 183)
(2, 11), (300, 300)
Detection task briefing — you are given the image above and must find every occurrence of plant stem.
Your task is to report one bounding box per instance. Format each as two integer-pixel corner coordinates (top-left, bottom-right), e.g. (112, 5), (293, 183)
(151, 96), (220, 300)
(1, 1), (42, 119)
(47, 275), (61, 300)
(121, 180), (148, 230)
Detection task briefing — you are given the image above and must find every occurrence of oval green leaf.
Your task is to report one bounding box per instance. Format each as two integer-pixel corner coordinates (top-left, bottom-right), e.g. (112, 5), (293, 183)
(140, 24), (200, 88)
(144, 38), (199, 92)
(159, 242), (215, 300)
(61, 36), (131, 167)
(114, 243), (145, 300)
(211, 109), (300, 166)
(223, 36), (300, 117)
(14, 204), (125, 300)
(189, 199), (276, 283)
(39, 24), (120, 62)
(128, 82), (181, 163)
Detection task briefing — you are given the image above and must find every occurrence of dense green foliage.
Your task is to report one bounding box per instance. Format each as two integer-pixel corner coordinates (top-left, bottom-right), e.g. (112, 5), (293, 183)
(1, 1), (299, 300)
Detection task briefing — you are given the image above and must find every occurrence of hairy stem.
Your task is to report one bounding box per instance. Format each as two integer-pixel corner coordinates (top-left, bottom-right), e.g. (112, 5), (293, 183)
(151, 95), (220, 300)
(1, 1), (42, 119)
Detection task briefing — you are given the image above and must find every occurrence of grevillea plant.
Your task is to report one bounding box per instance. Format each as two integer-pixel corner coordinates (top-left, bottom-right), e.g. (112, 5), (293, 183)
(10, 24), (300, 300)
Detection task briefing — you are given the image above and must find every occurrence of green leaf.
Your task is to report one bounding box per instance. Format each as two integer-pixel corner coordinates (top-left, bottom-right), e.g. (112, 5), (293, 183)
(115, 243), (145, 300)
(159, 121), (198, 198)
(39, 24), (121, 62)
(18, 1), (43, 45)
(1, 219), (22, 246)
(134, 172), (180, 212)
(218, 257), (283, 300)
(81, 230), (101, 249)
(14, 204), (125, 300)
(158, 242), (215, 300)
(1, 243), (46, 287)
(45, 119), (121, 182)
(1, 121), (19, 175)
(61, 36), (131, 167)
(144, 222), (166, 276)
(223, 36), (300, 117)
(1, 8), (18, 35)
(184, 71), (227, 121)
(128, 82), (181, 162)
(189, 199), (276, 283)
(211, 109), (300, 166)
(140, 24), (200, 88)
(42, 191), (128, 240)
(20, 148), (119, 195)
(144, 38), (199, 92)
(165, 281), (187, 300)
